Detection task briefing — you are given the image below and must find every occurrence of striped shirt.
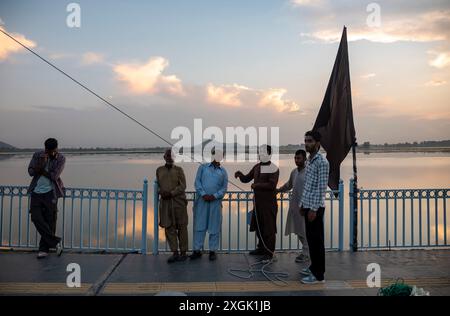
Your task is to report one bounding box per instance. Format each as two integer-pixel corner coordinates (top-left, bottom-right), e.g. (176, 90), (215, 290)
(300, 151), (329, 210)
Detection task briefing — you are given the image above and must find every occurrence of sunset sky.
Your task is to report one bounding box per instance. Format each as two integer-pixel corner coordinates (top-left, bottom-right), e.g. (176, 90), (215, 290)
(0, 0), (449, 148)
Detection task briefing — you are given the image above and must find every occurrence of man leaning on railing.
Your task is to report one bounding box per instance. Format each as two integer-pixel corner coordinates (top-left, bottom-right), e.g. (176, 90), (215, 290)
(27, 138), (65, 259)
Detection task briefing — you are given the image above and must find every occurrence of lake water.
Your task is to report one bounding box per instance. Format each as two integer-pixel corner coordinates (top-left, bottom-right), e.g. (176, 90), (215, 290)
(1, 152), (449, 189)
(0, 152), (449, 251)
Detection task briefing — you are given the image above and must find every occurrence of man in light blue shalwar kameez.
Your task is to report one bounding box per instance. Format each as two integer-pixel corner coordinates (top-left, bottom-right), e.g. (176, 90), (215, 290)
(190, 150), (228, 261)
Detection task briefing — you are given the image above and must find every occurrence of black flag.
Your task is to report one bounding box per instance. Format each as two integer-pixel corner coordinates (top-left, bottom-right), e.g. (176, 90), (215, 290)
(313, 26), (356, 190)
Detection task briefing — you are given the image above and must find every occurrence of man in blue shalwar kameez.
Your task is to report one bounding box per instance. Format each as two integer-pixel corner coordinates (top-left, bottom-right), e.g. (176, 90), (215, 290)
(190, 149), (228, 261)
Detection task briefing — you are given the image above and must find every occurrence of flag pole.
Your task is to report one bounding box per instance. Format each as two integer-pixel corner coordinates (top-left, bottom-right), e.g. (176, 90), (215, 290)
(351, 141), (358, 251)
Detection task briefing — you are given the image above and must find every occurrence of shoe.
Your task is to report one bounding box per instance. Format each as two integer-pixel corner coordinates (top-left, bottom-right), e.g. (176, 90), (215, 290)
(167, 253), (179, 263)
(176, 254), (188, 262)
(301, 274), (325, 284)
(37, 251), (48, 259)
(189, 250), (202, 260)
(299, 267), (312, 276)
(56, 242), (63, 257)
(261, 254), (273, 262)
(295, 253), (309, 263)
(209, 251), (217, 261)
(249, 248), (265, 256)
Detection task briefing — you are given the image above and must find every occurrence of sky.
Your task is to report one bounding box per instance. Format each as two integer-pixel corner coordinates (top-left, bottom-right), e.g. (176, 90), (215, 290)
(0, 0), (449, 148)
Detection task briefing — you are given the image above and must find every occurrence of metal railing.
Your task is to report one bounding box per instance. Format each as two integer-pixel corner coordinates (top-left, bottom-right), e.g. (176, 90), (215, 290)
(4, 178), (447, 254)
(349, 179), (449, 250)
(0, 180), (149, 253)
(152, 180), (344, 254)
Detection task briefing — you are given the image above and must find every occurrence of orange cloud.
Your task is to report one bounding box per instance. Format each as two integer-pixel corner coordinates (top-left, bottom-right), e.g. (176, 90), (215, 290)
(206, 83), (300, 113)
(258, 88), (300, 113)
(113, 56), (185, 96)
(0, 26), (36, 61)
(206, 83), (248, 107)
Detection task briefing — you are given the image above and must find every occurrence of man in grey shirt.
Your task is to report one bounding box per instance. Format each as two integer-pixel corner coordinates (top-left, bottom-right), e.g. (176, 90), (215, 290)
(277, 149), (309, 263)
(28, 138), (65, 259)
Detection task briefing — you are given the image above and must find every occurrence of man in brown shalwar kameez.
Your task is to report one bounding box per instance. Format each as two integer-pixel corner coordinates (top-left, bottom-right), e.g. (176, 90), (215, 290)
(156, 149), (189, 263)
(235, 145), (279, 261)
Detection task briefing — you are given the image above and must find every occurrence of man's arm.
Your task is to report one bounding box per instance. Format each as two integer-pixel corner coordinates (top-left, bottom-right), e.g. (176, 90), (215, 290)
(171, 167), (187, 197)
(213, 169), (228, 200)
(277, 170), (293, 192)
(312, 159), (330, 211)
(28, 152), (45, 177)
(47, 155), (65, 181)
(28, 153), (38, 177)
(194, 165), (207, 197)
(236, 165), (255, 183)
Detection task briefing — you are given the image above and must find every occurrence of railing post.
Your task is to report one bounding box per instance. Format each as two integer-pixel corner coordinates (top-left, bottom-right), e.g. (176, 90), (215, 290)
(141, 179), (148, 255)
(349, 178), (354, 251)
(152, 180), (159, 255)
(338, 179), (344, 251)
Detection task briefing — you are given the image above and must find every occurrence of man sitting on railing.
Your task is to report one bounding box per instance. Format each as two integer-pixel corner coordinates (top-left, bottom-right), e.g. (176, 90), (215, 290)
(27, 138), (64, 259)
(156, 149), (189, 263)
(277, 149), (309, 263)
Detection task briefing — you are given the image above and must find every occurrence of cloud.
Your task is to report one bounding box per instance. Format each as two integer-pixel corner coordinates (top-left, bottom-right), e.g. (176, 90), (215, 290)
(361, 73), (376, 79)
(0, 26), (37, 61)
(81, 52), (105, 65)
(290, 0), (323, 7)
(206, 84), (248, 107)
(258, 88), (300, 112)
(300, 11), (450, 43)
(291, 0), (450, 44)
(428, 49), (450, 68)
(205, 83), (300, 113)
(424, 80), (447, 87)
(113, 56), (185, 96)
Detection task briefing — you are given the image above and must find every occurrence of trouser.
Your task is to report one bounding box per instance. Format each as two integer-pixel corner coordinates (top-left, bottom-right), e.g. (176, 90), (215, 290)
(255, 226), (276, 256)
(193, 230), (220, 252)
(304, 207), (325, 280)
(297, 232), (310, 257)
(30, 191), (61, 252)
(165, 225), (188, 253)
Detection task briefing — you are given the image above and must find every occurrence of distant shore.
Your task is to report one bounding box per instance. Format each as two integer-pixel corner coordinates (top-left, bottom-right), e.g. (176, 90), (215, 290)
(1, 146), (449, 155)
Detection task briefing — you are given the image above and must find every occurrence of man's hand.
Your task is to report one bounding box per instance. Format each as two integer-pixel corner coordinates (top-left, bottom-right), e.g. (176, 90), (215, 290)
(202, 194), (216, 202)
(38, 153), (48, 165)
(160, 191), (172, 200)
(234, 171), (243, 179)
(299, 207), (305, 216)
(33, 166), (44, 175)
(307, 210), (317, 222)
(35, 153), (48, 174)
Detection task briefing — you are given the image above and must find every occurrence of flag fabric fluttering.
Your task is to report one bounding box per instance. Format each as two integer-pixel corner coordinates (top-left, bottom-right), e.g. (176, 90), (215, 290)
(313, 26), (356, 190)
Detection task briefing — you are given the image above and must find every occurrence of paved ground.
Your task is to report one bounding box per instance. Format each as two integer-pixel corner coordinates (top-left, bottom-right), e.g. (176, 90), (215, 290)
(0, 249), (449, 296)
